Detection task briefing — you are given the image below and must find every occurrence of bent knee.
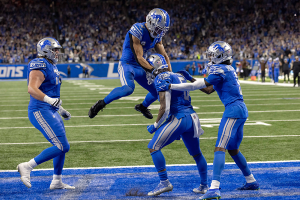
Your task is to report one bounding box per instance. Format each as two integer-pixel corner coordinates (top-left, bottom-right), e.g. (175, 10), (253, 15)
(62, 143), (70, 153)
(214, 147), (226, 152)
(149, 148), (156, 153)
(228, 149), (239, 156)
(122, 85), (134, 96)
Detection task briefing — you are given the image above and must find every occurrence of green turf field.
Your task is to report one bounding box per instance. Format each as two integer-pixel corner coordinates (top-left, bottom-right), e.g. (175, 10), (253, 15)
(0, 79), (299, 170)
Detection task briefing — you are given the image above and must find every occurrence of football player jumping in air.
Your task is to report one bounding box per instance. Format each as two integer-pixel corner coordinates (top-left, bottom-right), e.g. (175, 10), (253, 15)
(146, 54), (208, 196)
(17, 37), (74, 190)
(88, 8), (171, 119)
(163, 41), (259, 200)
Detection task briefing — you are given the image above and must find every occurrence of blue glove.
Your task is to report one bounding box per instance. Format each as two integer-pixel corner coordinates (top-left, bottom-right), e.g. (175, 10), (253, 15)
(177, 70), (193, 81)
(147, 124), (157, 134)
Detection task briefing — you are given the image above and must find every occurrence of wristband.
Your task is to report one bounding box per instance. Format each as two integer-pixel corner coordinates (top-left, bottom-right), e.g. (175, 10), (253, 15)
(43, 95), (55, 105)
(154, 122), (158, 128)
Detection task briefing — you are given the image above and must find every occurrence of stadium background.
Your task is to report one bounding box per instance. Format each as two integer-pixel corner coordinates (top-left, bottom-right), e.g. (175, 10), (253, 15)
(0, 0), (300, 199)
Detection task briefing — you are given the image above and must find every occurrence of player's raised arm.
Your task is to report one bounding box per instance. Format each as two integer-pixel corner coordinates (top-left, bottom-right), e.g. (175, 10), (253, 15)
(131, 35), (154, 71)
(155, 40), (172, 72)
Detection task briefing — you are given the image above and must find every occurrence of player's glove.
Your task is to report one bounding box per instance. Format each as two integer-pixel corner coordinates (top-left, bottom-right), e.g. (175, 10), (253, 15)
(147, 122), (158, 134)
(177, 70), (193, 81)
(43, 95), (62, 108)
(58, 106), (71, 120)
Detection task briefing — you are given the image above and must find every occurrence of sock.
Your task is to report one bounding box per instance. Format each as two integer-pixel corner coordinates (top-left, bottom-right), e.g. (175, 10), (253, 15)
(34, 146), (63, 165)
(210, 180), (220, 189)
(28, 159), (37, 168)
(53, 174), (62, 181)
(231, 151), (251, 177)
(193, 153), (208, 185)
(151, 150), (168, 181)
(142, 92), (157, 107)
(245, 174), (256, 183)
(104, 85), (134, 104)
(53, 153), (66, 175)
(210, 151), (225, 189)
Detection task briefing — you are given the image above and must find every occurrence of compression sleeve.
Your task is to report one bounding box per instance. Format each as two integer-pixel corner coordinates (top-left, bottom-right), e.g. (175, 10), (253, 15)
(170, 79), (206, 91)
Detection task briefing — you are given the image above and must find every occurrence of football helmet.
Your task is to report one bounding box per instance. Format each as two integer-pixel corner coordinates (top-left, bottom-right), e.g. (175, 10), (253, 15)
(37, 37), (62, 64)
(274, 57), (279, 62)
(268, 57), (272, 62)
(260, 57), (265, 61)
(206, 41), (232, 64)
(146, 8), (170, 39)
(146, 53), (168, 71)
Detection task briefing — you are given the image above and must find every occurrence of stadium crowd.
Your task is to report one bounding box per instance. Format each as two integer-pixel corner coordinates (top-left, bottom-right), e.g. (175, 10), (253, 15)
(0, 0), (299, 64)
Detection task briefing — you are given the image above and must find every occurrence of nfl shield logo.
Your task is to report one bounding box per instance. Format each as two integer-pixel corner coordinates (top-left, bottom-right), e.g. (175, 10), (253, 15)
(141, 41), (146, 46)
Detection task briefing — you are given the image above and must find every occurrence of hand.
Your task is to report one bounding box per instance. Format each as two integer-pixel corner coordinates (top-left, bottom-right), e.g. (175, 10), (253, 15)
(147, 124), (157, 134)
(58, 106), (71, 120)
(151, 68), (159, 76)
(177, 70), (193, 81)
(44, 95), (62, 108)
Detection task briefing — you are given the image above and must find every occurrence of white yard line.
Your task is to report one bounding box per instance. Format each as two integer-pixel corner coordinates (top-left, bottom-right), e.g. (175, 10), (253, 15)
(0, 135), (299, 145)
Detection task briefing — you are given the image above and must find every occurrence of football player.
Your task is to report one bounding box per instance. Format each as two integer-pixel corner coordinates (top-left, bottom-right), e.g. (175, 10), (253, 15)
(162, 41), (259, 200)
(17, 37), (74, 190)
(273, 57), (280, 84)
(267, 57), (273, 82)
(146, 54), (208, 196)
(88, 8), (171, 119)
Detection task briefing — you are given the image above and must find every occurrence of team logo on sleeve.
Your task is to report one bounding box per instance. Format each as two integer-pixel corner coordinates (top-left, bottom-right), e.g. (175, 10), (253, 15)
(141, 41), (146, 46)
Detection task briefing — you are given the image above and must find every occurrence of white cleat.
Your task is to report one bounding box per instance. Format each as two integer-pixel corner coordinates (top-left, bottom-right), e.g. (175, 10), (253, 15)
(148, 180), (173, 196)
(193, 184), (209, 194)
(17, 162), (33, 188)
(50, 180), (75, 190)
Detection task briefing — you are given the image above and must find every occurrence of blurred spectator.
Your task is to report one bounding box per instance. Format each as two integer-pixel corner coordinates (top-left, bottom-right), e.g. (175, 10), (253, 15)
(292, 56), (300, 87)
(282, 58), (290, 83)
(191, 62), (196, 75)
(67, 65), (71, 78)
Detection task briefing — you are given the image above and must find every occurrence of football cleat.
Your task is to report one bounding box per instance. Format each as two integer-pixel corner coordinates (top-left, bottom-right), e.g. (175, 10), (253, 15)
(237, 181), (260, 190)
(50, 180), (75, 190)
(148, 180), (173, 196)
(193, 184), (209, 194)
(88, 100), (106, 118)
(17, 162), (33, 188)
(135, 104), (153, 119)
(199, 189), (221, 200)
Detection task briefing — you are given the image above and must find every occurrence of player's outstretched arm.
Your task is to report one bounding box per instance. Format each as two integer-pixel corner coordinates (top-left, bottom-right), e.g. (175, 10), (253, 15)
(155, 41), (172, 72)
(147, 91), (171, 134)
(28, 70), (62, 108)
(169, 78), (211, 91)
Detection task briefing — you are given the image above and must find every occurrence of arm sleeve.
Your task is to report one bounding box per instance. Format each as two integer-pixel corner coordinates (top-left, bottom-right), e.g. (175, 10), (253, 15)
(156, 90), (171, 128)
(170, 78), (206, 91)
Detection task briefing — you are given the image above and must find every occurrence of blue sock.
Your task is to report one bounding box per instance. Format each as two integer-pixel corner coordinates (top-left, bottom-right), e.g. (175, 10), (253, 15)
(231, 151), (251, 176)
(53, 153), (65, 175)
(193, 153), (208, 185)
(212, 151), (226, 181)
(104, 85), (134, 104)
(142, 92), (157, 107)
(34, 146), (63, 165)
(151, 150), (168, 181)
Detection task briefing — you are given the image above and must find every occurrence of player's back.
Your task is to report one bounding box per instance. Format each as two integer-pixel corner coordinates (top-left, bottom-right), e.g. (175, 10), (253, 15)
(207, 64), (248, 118)
(27, 58), (61, 111)
(120, 22), (162, 65)
(155, 72), (195, 119)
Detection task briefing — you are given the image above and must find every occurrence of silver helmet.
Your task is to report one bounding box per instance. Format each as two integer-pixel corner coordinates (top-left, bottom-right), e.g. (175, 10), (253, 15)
(146, 53), (168, 71)
(146, 8), (170, 39)
(37, 37), (62, 64)
(206, 41), (232, 64)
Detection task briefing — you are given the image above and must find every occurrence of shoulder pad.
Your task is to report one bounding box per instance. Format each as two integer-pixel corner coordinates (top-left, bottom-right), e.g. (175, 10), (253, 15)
(209, 65), (225, 75)
(129, 23), (143, 41)
(29, 59), (46, 70)
(156, 72), (171, 82)
(155, 72), (172, 92)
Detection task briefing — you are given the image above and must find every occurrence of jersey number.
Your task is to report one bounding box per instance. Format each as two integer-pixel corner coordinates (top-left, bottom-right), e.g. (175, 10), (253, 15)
(233, 72), (243, 95)
(178, 77), (190, 100)
(56, 77), (61, 85)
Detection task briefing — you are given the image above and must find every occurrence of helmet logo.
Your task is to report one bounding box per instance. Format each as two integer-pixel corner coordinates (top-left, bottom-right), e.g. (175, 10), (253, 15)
(151, 11), (162, 22)
(40, 40), (52, 50)
(213, 44), (224, 52)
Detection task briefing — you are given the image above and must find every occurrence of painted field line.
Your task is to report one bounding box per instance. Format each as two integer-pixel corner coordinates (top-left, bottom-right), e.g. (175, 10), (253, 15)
(1, 160), (300, 172)
(0, 109), (299, 120)
(0, 135), (299, 146)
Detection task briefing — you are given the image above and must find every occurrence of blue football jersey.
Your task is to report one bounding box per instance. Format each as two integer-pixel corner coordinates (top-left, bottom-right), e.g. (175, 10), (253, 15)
(274, 61), (280, 69)
(120, 22), (162, 65)
(27, 58), (61, 111)
(267, 61), (273, 69)
(155, 72), (195, 119)
(205, 64), (248, 118)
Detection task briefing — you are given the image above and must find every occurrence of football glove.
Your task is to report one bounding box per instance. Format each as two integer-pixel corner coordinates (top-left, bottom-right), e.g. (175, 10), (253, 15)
(177, 70), (193, 81)
(156, 80), (170, 91)
(147, 123), (157, 134)
(58, 106), (71, 120)
(151, 68), (160, 76)
(44, 95), (62, 108)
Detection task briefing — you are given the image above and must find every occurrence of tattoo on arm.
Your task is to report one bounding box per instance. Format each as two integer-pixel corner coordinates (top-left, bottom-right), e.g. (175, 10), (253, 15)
(156, 91), (166, 123)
